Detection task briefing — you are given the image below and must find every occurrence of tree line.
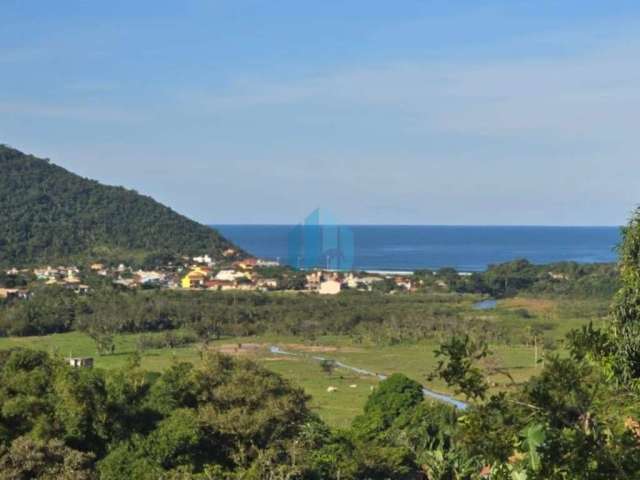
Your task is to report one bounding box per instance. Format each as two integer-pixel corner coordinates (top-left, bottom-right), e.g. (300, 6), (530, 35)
(417, 259), (619, 298)
(0, 286), (482, 346)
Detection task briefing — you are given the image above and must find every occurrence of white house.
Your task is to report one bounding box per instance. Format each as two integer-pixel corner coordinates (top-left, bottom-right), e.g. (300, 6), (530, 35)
(319, 279), (341, 295)
(345, 273), (358, 289)
(193, 254), (213, 264)
(257, 278), (278, 290)
(549, 272), (569, 281)
(257, 259), (280, 267)
(68, 357), (94, 368)
(215, 269), (245, 282)
(34, 266), (58, 280)
(135, 270), (165, 284)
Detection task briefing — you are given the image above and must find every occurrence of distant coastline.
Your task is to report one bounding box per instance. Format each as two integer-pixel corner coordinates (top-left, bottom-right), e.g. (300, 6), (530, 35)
(214, 225), (620, 273)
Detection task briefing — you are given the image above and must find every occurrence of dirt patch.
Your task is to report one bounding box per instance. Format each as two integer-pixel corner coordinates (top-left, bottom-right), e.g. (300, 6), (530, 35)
(262, 356), (297, 362)
(283, 343), (338, 353)
(214, 343), (265, 356)
(282, 343), (365, 354)
(500, 297), (557, 314)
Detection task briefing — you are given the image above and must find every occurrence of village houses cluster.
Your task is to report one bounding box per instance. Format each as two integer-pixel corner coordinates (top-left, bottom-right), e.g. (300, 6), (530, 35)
(179, 256), (281, 291)
(1, 249), (420, 299)
(0, 265), (88, 300)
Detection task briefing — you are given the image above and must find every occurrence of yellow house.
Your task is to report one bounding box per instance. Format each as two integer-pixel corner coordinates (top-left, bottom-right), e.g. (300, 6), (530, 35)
(181, 267), (209, 289)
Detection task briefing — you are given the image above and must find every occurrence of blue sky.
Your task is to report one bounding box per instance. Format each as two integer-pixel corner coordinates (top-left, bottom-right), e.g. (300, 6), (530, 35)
(2, 1), (640, 225)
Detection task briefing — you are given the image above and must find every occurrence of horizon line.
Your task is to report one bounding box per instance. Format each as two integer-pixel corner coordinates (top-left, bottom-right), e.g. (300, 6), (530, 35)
(210, 223), (622, 228)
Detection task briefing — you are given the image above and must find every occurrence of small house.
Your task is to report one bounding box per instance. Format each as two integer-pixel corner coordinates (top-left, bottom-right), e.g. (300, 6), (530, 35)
(257, 278), (278, 290)
(319, 279), (342, 295)
(136, 270), (166, 285)
(234, 258), (258, 270)
(193, 254), (213, 265)
(257, 259), (280, 267)
(181, 266), (210, 289)
(68, 357), (94, 368)
(0, 288), (20, 300)
(215, 269), (247, 282)
(549, 272), (569, 281)
(394, 276), (413, 291)
(305, 271), (323, 290)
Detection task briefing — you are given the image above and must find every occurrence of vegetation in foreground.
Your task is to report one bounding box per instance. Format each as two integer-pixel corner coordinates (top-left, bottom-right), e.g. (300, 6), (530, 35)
(0, 287), (638, 478)
(1, 317), (640, 479)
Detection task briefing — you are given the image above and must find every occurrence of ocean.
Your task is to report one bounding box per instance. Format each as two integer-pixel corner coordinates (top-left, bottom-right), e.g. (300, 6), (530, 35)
(214, 225), (621, 273)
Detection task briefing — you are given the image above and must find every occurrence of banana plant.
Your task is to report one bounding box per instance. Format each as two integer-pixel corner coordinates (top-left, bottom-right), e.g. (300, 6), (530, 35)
(519, 423), (546, 472)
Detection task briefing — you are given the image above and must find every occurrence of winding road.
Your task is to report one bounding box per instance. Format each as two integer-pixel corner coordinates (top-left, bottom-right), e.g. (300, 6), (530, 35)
(269, 346), (468, 410)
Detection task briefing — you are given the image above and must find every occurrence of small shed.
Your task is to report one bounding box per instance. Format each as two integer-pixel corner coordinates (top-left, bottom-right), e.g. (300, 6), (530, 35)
(68, 357), (94, 368)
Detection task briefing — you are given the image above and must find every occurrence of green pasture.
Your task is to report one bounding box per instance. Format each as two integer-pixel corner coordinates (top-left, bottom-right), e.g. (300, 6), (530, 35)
(0, 294), (610, 428)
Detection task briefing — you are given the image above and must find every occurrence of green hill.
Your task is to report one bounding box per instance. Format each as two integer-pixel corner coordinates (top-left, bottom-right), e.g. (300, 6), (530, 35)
(0, 145), (240, 266)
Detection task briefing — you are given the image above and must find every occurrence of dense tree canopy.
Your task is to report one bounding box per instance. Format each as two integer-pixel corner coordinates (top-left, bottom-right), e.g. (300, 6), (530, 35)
(447, 259), (620, 298)
(0, 349), (316, 479)
(0, 145), (238, 267)
(0, 348), (458, 479)
(0, 287), (489, 348)
(609, 207), (640, 390)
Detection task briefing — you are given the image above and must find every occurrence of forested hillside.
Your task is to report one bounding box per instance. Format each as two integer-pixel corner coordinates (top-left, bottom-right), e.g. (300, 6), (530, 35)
(0, 145), (238, 266)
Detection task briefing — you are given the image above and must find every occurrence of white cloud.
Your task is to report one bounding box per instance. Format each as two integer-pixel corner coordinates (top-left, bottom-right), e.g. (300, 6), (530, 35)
(186, 34), (640, 145)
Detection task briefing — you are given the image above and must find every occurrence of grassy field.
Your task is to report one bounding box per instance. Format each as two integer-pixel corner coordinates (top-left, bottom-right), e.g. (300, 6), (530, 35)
(0, 331), (381, 427)
(0, 294), (611, 428)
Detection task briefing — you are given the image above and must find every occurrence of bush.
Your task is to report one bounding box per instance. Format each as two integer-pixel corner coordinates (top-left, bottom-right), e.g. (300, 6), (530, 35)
(352, 374), (424, 439)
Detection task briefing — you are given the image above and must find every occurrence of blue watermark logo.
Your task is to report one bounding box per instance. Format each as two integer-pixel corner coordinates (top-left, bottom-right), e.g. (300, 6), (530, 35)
(287, 209), (354, 270)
